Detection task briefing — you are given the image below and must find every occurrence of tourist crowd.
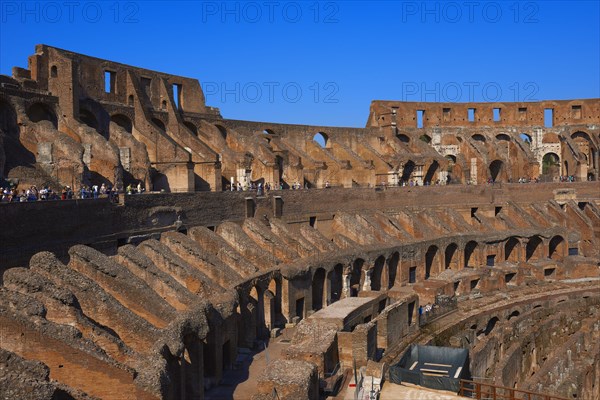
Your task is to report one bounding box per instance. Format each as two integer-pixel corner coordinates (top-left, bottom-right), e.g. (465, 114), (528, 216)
(0, 183), (120, 203)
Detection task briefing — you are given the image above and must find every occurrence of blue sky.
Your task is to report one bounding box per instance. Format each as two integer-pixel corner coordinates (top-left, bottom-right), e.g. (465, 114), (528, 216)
(1, 1), (599, 127)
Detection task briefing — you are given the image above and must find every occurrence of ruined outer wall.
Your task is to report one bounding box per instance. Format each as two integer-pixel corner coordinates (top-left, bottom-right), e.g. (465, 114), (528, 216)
(29, 45), (212, 115)
(368, 99), (600, 128)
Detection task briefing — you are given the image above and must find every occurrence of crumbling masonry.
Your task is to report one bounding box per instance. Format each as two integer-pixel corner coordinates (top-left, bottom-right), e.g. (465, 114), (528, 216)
(0, 46), (599, 400)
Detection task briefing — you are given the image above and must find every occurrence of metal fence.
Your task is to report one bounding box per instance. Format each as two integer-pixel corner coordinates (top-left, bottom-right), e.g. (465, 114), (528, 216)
(419, 295), (458, 327)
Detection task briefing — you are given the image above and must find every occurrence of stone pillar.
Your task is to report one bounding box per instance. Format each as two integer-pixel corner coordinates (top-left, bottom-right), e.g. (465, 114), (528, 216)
(470, 158), (478, 184)
(342, 273), (351, 298)
(362, 269), (372, 291)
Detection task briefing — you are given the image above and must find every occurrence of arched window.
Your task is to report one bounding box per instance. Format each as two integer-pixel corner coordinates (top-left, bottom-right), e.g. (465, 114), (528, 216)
(313, 132), (328, 148)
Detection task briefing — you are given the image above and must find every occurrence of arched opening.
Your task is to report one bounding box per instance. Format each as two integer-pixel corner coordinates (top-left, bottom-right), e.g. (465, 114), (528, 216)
(313, 132), (328, 148)
(350, 259), (364, 296)
(396, 133), (410, 143)
(496, 134), (511, 141)
(26, 103), (58, 128)
(312, 268), (326, 311)
(478, 316), (499, 337)
(263, 129), (275, 135)
(508, 310), (520, 320)
(183, 121), (197, 136)
(548, 235), (565, 260)
(215, 125), (227, 140)
(0, 100), (35, 174)
(489, 160), (504, 182)
(152, 118), (166, 131)
(371, 256), (385, 291)
(526, 236), (544, 261)
(50, 65), (58, 77)
(519, 133), (532, 144)
(445, 243), (459, 270)
(247, 286), (266, 341)
(425, 245), (440, 279)
(161, 100), (167, 110)
(419, 134), (431, 144)
(387, 252), (399, 289)
(504, 237), (521, 262)
(264, 278), (281, 329)
(79, 108), (103, 138)
(542, 153), (560, 178)
(275, 155), (287, 189)
(328, 264), (343, 304)
(472, 134), (486, 143)
(572, 131), (596, 170)
(464, 241), (478, 268)
(401, 160), (415, 183)
(181, 334), (202, 398)
(128, 95), (134, 106)
(110, 114), (133, 133)
(423, 161), (439, 184)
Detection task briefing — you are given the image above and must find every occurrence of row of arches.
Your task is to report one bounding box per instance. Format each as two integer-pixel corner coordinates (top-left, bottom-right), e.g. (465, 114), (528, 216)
(232, 234), (568, 349)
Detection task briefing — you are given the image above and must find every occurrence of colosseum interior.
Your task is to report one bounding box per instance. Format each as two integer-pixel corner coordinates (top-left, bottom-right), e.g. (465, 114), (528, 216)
(0, 45), (599, 400)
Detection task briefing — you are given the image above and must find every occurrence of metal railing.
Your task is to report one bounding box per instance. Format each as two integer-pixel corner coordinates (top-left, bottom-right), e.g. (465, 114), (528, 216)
(419, 295), (458, 327)
(459, 379), (570, 400)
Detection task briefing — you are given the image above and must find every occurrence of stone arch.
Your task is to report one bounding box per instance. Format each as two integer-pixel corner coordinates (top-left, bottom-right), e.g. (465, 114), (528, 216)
(464, 241), (479, 268)
(371, 256), (385, 291)
(445, 154), (457, 164)
(478, 316), (499, 337)
(401, 160), (416, 183)
(312, 268), (326, 311)
(110, 114), (133, 133)
(548, 235), (566, 260)
(496, 133), (511, 141)
(445, 243), (459, 270)
(350, 258), (364, 296)
(472, 134), (486, 143)
(253, 285), (268, 338)
(425, 245), (440, 279)
(519, 133), (532, 144)
(79, 108), (103, 137)
(50, 65), (58, 77)
(387, 252), (399, 289)
(423, 161), (439, 184)
(541, 152), (560, 177)
(264, 277), (282, 329)
(152, 118), (166, 131)
(526, 235), (544, 261)
(263, 129), (276, 135)
(275, 155), (287, 189)
(572, 130), (597, 171)
(489, 159), (504, 182)
(215, 125), (227, 140)
(419, 134), (431, 143)
(327, 264), (343, 304)
(396, 133), (410, 143)
(183, 121), (198, 136)
(504, 237), (521, 262)
(313, 132), (329, 148)
(507, 310), (520, 320)
(571, 130), (595, 146)
(0, 100), (35, 174)
(26, 102), (57, 128)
